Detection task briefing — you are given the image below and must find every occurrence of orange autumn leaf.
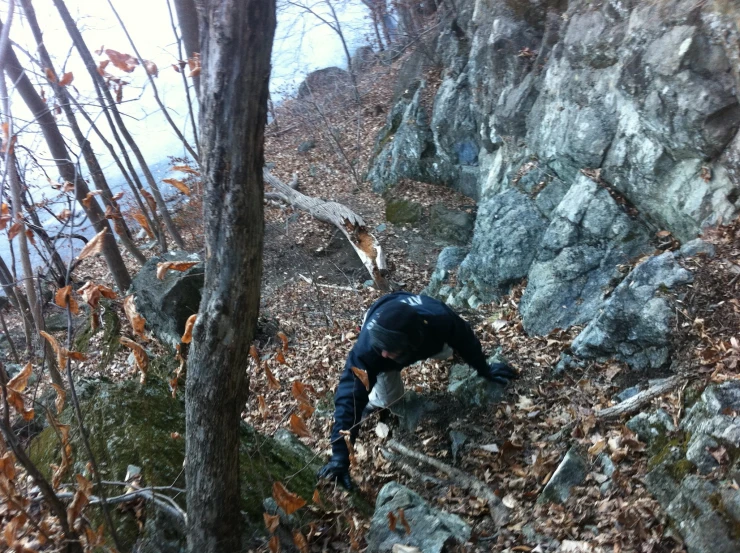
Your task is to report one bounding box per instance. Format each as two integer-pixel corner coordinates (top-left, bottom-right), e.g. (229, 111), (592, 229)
(398, 508), (411, 534)
(297, 400), (315, 419)
(277, 331), (289, 352)
(7, 388), (34, 420)
(250, 344), (260, 363)
(44, 67), (57, 82)
(162, 178), (191, 196)
(25, 229), (36, 246)
(82, 190), (102, 209)
(263, 513), (279, 533)
(55, 285), (80, 315)
(141, 189), (157, 212)
(8, 362), (32, 393)
(265, 364), (281, 390)
(0, 203), (10, 230)
(289, 413), (311, 439)
(272, 481), (306, 515)
(132, 210), (153, 238)
(268, 535), (280, 553)
(120, 337), (149, 383)
(258, 395), (268, 419)
(58, 208), (73, 221)
(156, 261), (198, 280)
(351, 366), (370, 390)
(292, 531), (308, 553)
(388, 510), (397, 531)
(123, 296), (148, 340)
(181, 314), (197, 344)
(52, 383), (66, 414)
(291, 381), (310, 404)
(58, 72), (74, 86)
(77, 229), (108, 260)
(7, 221), (22, 241)
(67, 474), (93, 529)
(276, 350), (287, 365)
(112, 191), (124, 201)
(171, 165), (199, 175)
(105, 48), (138, 72)
(40, 330), (68, 370)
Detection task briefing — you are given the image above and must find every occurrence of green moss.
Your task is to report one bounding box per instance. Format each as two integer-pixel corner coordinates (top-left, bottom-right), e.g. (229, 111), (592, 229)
(73, 301), (121, 368)
(668, 459), (696, 481)
(647, 431), (694, 480)
(708, 492), (740, 539)
(30, 372), (323, 551)
(386, 198), (422, 225)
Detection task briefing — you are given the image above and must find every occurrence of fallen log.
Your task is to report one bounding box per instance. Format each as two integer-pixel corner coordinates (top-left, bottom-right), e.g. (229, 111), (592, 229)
(264, 169), (390, 291)
(386, 439), (510, 527)
(547, 375), (689, 442)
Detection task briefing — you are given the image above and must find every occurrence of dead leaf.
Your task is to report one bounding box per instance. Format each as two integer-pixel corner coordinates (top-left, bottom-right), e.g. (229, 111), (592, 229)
(588, 439), (607, 456)
(289, 413), (311, 438)
(263, 513), (279, 533)
(59, 72), (74, 86)
(8, 362), (32, 392)
(120, 337), (149, 383)
(181, 314), (197, 344)
(291, 380), (310, 403)
(123, 296), (148, 340)
(398, 508), (411, 534)
(105, 48), (139, 72)
(269, 535), (280, 553)
(172, 165), (199, 175)
(250, 344), (260, 364)
(265, 364), (281, 390)
(292, 530), (308, 553)
(55, 285), (80, 315)
(258, 395), (268, 419)
(272, 481), (306, 515)
(40, 330), (68, 370)
(67, 474), (93, 529)
(82, 190), (103, 209)
(277, 331), (289, 352)
(52, 383), (66, 413)
(162, 178), (191, 196)
(351, 366), (369, 390)
(144, 60), (158, 77)
(276, 350), (287, 365)
(156, 261), (198, 279)
(77, 229), (108, 260)
(141, 189), (157, 212)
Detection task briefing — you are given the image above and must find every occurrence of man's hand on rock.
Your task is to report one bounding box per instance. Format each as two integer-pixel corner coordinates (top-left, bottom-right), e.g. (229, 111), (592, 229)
(482, 362), (519, 385)
(317, 455), (353, 490)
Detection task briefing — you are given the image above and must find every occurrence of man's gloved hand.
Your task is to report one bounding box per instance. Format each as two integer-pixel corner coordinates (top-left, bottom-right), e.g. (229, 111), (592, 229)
(482, 362), (519, 385)
(317, 455), (352, 490)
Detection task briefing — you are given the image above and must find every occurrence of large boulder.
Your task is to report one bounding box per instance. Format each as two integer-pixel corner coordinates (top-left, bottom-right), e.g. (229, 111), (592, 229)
(130, 251), (204, 349)
(297, 67), (351, 98)
(520, 175), (651, 335)
(367, 481), (471, 553)
(643, 382), (740, 553)
(572, 252), (693, 369)
(429, 204), (474, 245)
(422, 246), (469, 299)
(30, 377), (321, 552)
(454, 189), (549, 302)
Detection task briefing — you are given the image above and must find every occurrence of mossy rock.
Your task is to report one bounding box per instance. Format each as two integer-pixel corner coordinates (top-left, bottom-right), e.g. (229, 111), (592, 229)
(385, 198), (422, 225)
(73, 301), (121, 369)
(30, 374), (322, 551)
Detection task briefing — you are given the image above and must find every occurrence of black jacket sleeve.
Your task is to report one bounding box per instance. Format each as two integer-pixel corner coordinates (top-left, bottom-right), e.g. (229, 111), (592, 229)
(329, 346), (377, 461)
(445, 307), (489, 375)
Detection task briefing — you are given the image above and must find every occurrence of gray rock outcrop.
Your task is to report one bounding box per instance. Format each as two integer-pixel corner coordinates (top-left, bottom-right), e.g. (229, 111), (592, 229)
(571, 252), (693, 369)
(643, 382), (740, 553)
(130, 251), (204, 349)
(367, 481), (471, 553)
(538, 446), (588, 504)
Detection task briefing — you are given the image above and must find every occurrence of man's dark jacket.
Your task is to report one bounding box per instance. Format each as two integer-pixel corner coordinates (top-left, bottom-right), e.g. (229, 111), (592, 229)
(330, 292), (489, 460)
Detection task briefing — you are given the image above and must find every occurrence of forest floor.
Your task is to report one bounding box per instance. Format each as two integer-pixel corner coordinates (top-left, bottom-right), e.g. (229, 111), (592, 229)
(2, 50), (740, 553)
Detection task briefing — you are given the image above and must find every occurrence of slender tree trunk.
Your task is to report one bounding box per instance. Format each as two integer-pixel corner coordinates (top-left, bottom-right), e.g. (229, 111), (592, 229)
(166, 0), (200, 158)
(185, 0), (275, 551)
(20, 0), (147, 267)
(174, 0), (201, 98)
(53, 0), (186, 249)
(0, 257), (33, 351)
(106, 0), (199, 162)
(2, 25), (132, 292)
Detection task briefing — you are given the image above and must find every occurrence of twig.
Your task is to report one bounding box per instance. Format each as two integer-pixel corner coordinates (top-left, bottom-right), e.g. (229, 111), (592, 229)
(298, 274), (356, 292)
(386, 439), (510, 527)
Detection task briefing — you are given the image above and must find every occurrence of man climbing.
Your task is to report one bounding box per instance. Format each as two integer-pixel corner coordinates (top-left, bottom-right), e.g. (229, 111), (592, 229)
(317, 291), (518, 489)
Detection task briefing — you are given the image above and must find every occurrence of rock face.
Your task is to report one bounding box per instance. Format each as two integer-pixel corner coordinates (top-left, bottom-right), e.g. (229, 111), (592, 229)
(538, 446), (588, 504)
(643, 382), (740, 553)
(130, 251), (204, 349)
(572, 252), (693, 369)
(367, 481), (471, 553)
(367, 0), (739, 357)
(297, 67), (351, 98)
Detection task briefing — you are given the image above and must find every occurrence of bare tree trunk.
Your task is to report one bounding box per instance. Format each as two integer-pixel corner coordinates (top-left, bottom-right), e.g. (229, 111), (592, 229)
(174, 0), (201, 98)
(0, 77), (63, 387)
(0, 257), (33, 351)
(2, 27), (132, 292)
(166, 0), (200, 159)
(21, 0), (147, 267)
(185, 0), (275, 551)
(53, 0), (186, 249)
